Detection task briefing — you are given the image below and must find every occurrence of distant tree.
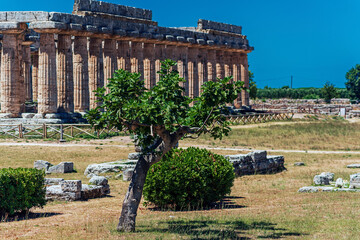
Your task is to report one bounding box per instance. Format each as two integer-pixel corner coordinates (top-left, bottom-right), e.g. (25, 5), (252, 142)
(86, 60), (245, 232)
(249, 71), (257, 99)
(345, 64), (360, 100)
(321, 81), (338, 103)
(281, 85), (290, 89)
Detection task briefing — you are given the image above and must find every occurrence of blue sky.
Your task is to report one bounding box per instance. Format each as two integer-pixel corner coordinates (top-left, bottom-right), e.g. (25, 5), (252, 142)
(1, 0), (359, 88)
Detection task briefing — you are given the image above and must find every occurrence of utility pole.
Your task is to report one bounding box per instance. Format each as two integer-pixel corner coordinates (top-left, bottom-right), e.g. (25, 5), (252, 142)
(291, 75), (293, 89)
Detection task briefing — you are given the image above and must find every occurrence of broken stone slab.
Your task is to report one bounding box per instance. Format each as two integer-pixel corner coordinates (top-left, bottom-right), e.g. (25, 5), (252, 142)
(247, 150), (267, 161)
(47, 162), (74, 174)
(350, 173), (360, 189)
(123, 168), (134, 181)
(84, 161), (136, 177)
(321, 172), (335, 181)
(44, 178), (64, 185)
(89, 176), (108, 186)
(21, 113), (35, 119)
(335, 178), (344, 188)
(294, 162), (305, 166)
(298, 186), (335, 193)
(313, 175), (330, 185)
(60, 180), (82, 193)
(34, 160), (53, 171)
(46, 185), (81, 201)
(347, 164), (360, 168)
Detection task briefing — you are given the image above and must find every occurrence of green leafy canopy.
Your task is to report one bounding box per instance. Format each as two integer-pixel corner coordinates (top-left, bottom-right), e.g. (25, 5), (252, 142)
(86, 60), (245, 151)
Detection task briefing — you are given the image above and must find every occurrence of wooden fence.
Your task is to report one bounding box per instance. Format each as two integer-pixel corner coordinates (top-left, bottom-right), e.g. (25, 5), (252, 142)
(225, 112), (294, 125)
(0, 124), (121, 140)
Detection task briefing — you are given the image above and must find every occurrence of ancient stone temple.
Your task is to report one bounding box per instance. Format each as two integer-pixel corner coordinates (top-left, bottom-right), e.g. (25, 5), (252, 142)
(0, 0), (253, 119)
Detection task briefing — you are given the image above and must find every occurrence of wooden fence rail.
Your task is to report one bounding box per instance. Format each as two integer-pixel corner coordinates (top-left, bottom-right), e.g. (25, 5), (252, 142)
(225, 112), (294, 125)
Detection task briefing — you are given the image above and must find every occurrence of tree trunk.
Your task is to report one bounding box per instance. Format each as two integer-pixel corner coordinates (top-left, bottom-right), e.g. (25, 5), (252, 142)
(117, 155), (150, 232)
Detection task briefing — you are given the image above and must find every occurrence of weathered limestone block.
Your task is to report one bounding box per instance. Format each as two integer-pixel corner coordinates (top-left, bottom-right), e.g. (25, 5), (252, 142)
(313, 172), (334, 185)
(6, 11), (49, 22)
(34, 160), (53, 171)
(350, 173), (360, 189)
(61, 180), (82, 193)
(123, 168), (134, 181)
(347, 164), (360, 168)
(298, 186), (335, 193)
(248, 150), (267, 161)
(84, 161), (125, 177)
(44, 178), (64, 185)
(46, 185), (81, 201)
(47, 162), (74, 174)
(81, 184), (104, 199)
(294, 162), (305, 166)
(89, 176), (108, 186)
(335, 178), (344, 188)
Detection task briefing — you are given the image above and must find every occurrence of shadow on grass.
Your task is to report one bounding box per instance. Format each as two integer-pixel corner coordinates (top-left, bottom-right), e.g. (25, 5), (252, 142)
(136, 219), (305, 240)
(148, 196), (246, 212)
(1, 212), (61, 222)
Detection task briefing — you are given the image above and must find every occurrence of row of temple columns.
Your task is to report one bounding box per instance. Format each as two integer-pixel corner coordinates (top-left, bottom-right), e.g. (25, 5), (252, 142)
(0, 31), (249, 117)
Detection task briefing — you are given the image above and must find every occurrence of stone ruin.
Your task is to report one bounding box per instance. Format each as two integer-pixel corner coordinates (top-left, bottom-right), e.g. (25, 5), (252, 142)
(34, 160), (75, 174)
(84, 150), (285, 180)
(0, 0), (253, 122)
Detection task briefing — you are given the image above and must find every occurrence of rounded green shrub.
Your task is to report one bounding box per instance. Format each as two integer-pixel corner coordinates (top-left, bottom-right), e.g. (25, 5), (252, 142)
(143, 147), (235, 210)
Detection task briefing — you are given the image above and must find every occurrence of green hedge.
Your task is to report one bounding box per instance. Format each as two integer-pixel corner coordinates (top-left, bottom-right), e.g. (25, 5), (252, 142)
(0, 168), (46, 216)
(143, 147), (235, 210)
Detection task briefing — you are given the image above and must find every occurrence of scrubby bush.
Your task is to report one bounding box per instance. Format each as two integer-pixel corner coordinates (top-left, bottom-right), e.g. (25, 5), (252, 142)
(0, 168), (46, 217)
(143, 147), (235, 210)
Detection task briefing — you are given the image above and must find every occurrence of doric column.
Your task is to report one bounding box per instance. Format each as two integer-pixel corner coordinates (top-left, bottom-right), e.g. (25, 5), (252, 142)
(1, 33), (24, 116)
(57, 34), (73, 112)
(187, 47), (198, 98)
(89, 38), (103, 109)
(216, 50), (224, 79)
(176, 46), (188, 88)
(23, 44), (32, 102)
(232, 53), (241, 108)
(38, 33), (57, 114)
(207, 49), (216, 82)
(31, 52), (39, 102)
(73, 36), (89, 113)
(241, 53), (249, 106)
(154, 44), (165, 84)
(198, 48), (207, 95)
(143, 43), (155, 89)
(103, 39), (117, 92)
(117, 40), (131, 72)
(165, 44), (176, 72)
(130, 41), (143, 74)
(224, 51), (232, 79)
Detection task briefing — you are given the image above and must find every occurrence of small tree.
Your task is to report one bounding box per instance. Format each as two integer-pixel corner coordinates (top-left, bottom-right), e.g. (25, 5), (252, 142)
(249, 71), (257, 99)
(86, 60), (245, 232)
(322, 81), (338, 103)
(345, 64), (360, 100)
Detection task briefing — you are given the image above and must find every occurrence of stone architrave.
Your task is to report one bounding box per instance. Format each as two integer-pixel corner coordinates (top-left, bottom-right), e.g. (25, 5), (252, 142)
(89, 38), (104, 109)
(23, 44), (32, 102)
(1, 33), (24, 116)
(143, 43), (155, 89)
(73, 36), (89, 113)
(207, 49), (216, 82)
(103, 39), (117, 93)
(187, 47), (198, 98)
(38, 33), (57, 115)
(154, 44), (165, 84)
(31, 52), (39, 102)
(130, 41), (143, 74)
(117, 40), (131, 72)
(57, 34), (74, 112)
(240, 53), (249, 106)
(216, 50), (224, 79)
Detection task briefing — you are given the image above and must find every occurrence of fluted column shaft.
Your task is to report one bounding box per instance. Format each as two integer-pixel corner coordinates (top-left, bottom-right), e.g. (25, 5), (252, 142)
(198, 48), (207, 95)
(207, 49), (216, 82)
(31, 52), (39, 102)
(1, 33), (24, 116)
(117, 40), (131, 72)
(232, 53), (241, 108)
(23, 44), (32, 102)
(38, 33), (57, 114)
(143, 43), (155, 89)
(216, 50), (224, 79)
(57, 34), (73, 112)
(104, 39), (117, 92)
(130, 41), (143, 74)
(73, 36), (89, 112)
(176, 46), (188, 88)
(154, 44), (165, 84)
(187, 47), (198, 98)
(89, 38), (103, 109)
(241, 53), (249, 106)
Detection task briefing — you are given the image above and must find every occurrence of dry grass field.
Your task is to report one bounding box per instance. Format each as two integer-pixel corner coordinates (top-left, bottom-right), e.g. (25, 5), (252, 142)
(1, 118), (360, 239)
